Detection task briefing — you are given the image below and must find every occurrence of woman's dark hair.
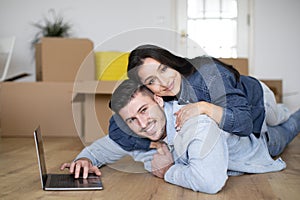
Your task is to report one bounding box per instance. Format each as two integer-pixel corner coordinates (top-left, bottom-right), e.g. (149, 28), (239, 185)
(127, 44), (240, 82)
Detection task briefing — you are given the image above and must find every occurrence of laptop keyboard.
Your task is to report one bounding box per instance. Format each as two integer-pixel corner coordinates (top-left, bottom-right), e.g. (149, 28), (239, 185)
(48, 174), (77, 188)
(47, 174), (102, 188)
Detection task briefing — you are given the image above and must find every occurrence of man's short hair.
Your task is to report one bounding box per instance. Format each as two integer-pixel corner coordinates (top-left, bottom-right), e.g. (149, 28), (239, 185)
(109, 79), (153, 114)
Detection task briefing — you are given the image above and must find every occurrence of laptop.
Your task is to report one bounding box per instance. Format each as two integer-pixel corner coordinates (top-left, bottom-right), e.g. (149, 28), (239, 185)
(33, 126), (103, 191)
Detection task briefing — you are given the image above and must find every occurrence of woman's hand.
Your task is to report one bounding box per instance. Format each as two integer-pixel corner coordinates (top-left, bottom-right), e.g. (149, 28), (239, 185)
(175, 101), (223, 130)
(175, 102), (205, 130)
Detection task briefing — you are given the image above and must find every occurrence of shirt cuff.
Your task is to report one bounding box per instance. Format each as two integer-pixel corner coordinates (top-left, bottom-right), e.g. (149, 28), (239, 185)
(219, 107), (234, 132)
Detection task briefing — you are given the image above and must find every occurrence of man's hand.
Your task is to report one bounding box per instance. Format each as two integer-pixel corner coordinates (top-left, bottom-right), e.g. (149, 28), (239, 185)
(60, 158), (101, 179)
(151, 144), (174, 178)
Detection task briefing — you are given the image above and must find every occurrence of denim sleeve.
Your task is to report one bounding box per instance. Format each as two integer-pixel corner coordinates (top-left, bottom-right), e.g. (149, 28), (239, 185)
(217, 74), (253, 136)
(204, 65), (253, 136)
(192, 61), (254, 136)
(108, 115), (151, 151)
(219, 107), (253, 136)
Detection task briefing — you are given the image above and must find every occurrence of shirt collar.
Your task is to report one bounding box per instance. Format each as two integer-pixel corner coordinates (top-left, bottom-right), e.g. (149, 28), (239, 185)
(177, 76), (198, 105)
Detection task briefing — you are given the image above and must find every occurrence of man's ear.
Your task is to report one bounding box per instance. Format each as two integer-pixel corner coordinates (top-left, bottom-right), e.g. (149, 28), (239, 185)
(153, 95), (164, 107)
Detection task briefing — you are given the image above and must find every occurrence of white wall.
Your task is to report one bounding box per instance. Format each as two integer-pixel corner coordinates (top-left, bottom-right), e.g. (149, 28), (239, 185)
(251, 0), (300, 111)
(1, 0), (299, 111)
(0, 0), (175, 81)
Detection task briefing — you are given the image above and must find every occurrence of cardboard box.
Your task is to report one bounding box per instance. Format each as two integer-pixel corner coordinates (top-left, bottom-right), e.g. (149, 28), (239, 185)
(73, 81), (118, 143)
(260, 79), (283, 103)
(0, 81), (117, 143)
(0, 82), (78, 137)
(219, 58), (249, 75)
(35, 37), (95, 82)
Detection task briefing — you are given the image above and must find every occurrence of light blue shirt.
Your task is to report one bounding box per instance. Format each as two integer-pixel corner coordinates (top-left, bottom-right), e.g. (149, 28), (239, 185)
(76, 101), (286, 194)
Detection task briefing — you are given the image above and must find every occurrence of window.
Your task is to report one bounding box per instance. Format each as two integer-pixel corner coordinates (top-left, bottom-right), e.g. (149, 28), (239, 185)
(176, 0), (249, 58)
(188, 0), (237, 57)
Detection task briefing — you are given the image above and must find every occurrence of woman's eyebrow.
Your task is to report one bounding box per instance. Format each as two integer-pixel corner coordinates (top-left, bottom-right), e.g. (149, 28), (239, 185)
(157, 63), (164, 70)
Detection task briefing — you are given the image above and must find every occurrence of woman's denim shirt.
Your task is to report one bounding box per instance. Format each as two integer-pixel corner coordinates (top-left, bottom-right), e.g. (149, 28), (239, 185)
(109, 57), (265, 151)
(181, 57), (265, 137)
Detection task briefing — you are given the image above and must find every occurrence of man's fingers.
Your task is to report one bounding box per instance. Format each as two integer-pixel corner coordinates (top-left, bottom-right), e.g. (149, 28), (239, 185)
(90, 166), (102, 176)
(83, 164), (89, 179)
(74, 162), (82, 178)
(60, 163), (70, 170)
(157, 147), (164, 155)
(156, 143), (171, 155)
(161, 143), (171, 154)
(69, 162), (76, 173)
(61, 160), (101, 179)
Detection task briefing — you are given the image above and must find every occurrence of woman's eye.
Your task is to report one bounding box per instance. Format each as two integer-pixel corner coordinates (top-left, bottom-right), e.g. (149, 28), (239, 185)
(161, 65), (168, 72)
(147, 78), (156, 85)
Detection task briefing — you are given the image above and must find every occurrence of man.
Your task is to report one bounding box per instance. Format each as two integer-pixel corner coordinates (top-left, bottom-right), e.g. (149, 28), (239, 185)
(61, 79), (300, 194)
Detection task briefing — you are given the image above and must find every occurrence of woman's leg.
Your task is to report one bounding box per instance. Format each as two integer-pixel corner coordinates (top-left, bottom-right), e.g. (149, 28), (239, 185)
(260, 81), (290, 126)
(266, 109), (300, 157)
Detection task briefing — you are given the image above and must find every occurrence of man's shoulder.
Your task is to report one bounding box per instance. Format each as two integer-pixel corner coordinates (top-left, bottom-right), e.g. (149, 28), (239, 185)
(180, 115), (220, 143)
(174, 115), (222, 157)
(182, 115), (217, 131)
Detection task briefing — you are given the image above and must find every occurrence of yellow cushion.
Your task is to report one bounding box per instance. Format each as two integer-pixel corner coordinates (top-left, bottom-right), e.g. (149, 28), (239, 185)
(95, 51), (129, 80)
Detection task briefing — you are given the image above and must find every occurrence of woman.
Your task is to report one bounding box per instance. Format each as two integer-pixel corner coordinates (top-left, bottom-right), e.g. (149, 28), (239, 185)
(109, 44), (289, 151)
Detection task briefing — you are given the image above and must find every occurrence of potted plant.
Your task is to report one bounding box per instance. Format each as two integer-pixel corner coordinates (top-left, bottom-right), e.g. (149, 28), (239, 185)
(31, 9), (72, 47)
(32, 9), (76, 81)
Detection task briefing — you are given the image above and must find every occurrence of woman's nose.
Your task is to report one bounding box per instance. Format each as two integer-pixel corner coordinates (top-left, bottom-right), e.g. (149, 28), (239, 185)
(157, 76), (168, 87)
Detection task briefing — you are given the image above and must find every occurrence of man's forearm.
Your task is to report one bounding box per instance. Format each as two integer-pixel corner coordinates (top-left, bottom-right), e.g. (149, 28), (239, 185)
(75, 136), (129, 167)
(75, 135), (157, 173)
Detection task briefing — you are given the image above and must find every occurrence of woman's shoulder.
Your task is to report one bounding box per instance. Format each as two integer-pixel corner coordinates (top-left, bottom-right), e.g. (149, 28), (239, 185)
(186, 56), (214, 69)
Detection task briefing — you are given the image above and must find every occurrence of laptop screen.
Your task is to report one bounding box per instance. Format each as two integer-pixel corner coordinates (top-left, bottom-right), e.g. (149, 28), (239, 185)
(34, 126), (48, 188)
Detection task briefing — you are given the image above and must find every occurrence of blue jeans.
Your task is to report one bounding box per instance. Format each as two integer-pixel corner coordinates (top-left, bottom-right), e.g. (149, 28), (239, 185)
(266, 109), (300, 157)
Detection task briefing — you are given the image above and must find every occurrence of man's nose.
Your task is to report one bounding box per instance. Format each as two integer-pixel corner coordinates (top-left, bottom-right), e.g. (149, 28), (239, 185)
(136, 115), (148, 128)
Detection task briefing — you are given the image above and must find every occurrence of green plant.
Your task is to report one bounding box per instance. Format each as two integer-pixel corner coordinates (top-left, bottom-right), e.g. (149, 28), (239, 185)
(31, 9), (72, 46)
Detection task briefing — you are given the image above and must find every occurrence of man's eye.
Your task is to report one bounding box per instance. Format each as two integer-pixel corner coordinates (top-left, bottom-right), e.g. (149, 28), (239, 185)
(141, 108), (147, 114)
(127, 118), (135, 124)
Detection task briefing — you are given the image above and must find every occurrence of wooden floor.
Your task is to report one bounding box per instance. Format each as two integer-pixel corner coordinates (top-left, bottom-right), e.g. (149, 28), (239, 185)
(0, 134), (299, 200)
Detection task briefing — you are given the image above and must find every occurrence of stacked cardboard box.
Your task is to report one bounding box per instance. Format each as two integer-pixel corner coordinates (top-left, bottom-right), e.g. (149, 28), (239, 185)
(0, 38), (115, 141)
(35, 37), (95, 82)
